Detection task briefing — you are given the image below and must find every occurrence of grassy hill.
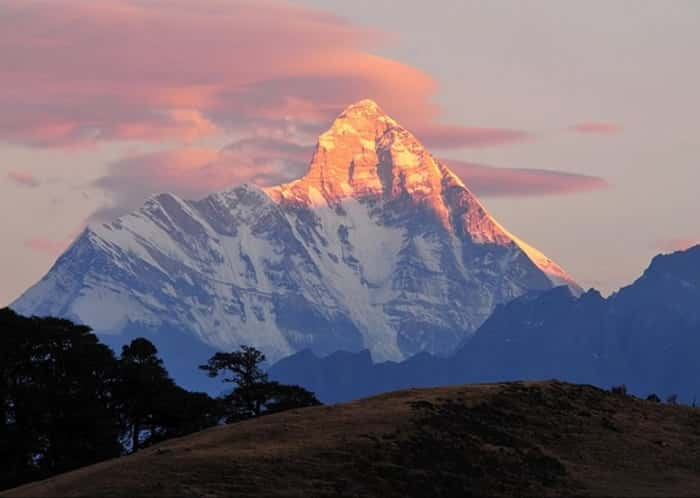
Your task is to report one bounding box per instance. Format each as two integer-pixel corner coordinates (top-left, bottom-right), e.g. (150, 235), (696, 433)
(5, 381), (700, 497)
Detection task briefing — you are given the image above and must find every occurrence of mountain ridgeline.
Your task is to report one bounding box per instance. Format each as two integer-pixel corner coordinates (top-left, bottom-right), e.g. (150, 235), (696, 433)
(270, 245), (700, 403)
(12, 100), (578, 390)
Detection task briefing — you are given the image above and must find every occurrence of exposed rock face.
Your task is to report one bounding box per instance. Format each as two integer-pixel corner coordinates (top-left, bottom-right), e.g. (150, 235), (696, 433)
(13, 100), (579, 383)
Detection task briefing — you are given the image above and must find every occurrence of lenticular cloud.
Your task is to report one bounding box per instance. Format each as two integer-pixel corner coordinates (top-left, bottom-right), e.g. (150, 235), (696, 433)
(0, 0), (527, 150)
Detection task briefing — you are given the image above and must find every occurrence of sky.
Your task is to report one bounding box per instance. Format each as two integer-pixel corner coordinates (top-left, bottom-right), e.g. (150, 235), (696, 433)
(1, 0), (698, 306)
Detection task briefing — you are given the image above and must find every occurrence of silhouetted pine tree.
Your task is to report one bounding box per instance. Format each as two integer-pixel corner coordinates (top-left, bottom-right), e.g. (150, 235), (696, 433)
(200, 345), (321, 422)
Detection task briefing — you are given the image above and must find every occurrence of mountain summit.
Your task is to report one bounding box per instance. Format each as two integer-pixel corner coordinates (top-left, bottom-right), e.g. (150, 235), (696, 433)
(277, 98), (437, 202)
(267, 99), (576, 287)
(13, 100), (579, 387)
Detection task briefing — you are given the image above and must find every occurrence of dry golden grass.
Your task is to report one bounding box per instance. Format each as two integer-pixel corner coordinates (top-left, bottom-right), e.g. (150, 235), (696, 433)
(5, 381), (700, 497)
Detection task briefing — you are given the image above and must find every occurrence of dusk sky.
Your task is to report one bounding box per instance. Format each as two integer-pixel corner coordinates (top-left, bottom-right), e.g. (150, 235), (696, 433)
(1, 0), (698, 306)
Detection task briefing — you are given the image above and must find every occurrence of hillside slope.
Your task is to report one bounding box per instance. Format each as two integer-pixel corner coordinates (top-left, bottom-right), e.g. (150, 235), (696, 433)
(5, 381), (700, 497)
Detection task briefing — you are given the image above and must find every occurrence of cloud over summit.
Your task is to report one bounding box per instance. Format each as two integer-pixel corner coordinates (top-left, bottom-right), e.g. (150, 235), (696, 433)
(0, 0), (528, 151)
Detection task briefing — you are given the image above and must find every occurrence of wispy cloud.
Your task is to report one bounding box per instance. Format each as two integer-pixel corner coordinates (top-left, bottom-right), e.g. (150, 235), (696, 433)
(6, 170), (40, 187)
(414, 124), (533, 149)
(656, 238), (699, 253)
(441, 160), (609, 197)
(569, 122), (622, 135)
(89, 137), (608, 223)
(90, 139), (311, 221)
(24, 238), (68, 255)
(23, 224), (85, 255)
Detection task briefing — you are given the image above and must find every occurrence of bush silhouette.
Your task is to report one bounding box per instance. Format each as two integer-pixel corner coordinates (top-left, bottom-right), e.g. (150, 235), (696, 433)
(611, 385), (628, 396)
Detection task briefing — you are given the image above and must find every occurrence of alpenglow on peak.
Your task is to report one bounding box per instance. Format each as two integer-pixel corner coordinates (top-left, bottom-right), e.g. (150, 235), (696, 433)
(269, 99), (453, 207)
(13, 99), (580, 389)
(267, 100), (578, 292)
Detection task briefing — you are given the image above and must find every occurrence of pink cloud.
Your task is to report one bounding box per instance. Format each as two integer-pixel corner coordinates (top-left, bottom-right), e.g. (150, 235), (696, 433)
(441, 159), (609, 197)
(415, 124), (533, 149)
(569, 122), (622, 135)
(6, 170), (40, 187)
(24, 238), (68, 256)
(0, 0), (526, 149)
(113, 110), (218, 144)
(656, 238), (699, 253)
(24, 225), (86, 255)
(91, 139), (312, 221)
(90, 139), (608, 222)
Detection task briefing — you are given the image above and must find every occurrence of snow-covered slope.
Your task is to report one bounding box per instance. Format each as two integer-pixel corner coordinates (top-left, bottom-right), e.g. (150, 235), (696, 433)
(13, 100), (580, 365)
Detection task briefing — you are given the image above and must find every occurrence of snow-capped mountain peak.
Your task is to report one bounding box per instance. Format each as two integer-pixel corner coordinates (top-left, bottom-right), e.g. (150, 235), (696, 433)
(13, 99), (580, 382)
(273, 99), (439, 203)
(267, 100), (578, 290)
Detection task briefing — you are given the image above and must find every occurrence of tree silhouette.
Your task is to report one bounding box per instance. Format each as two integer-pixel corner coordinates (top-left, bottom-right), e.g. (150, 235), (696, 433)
(0, 309), (121, 489)
(200, 345), (321, 421)
(199, 345), (269, 418)
(199, 345), (268, 386)
(264, 382), (321, 414)
(154, 387), (222, 440)
(117, 338), (177, 452)
(1, 310), (313, 492)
